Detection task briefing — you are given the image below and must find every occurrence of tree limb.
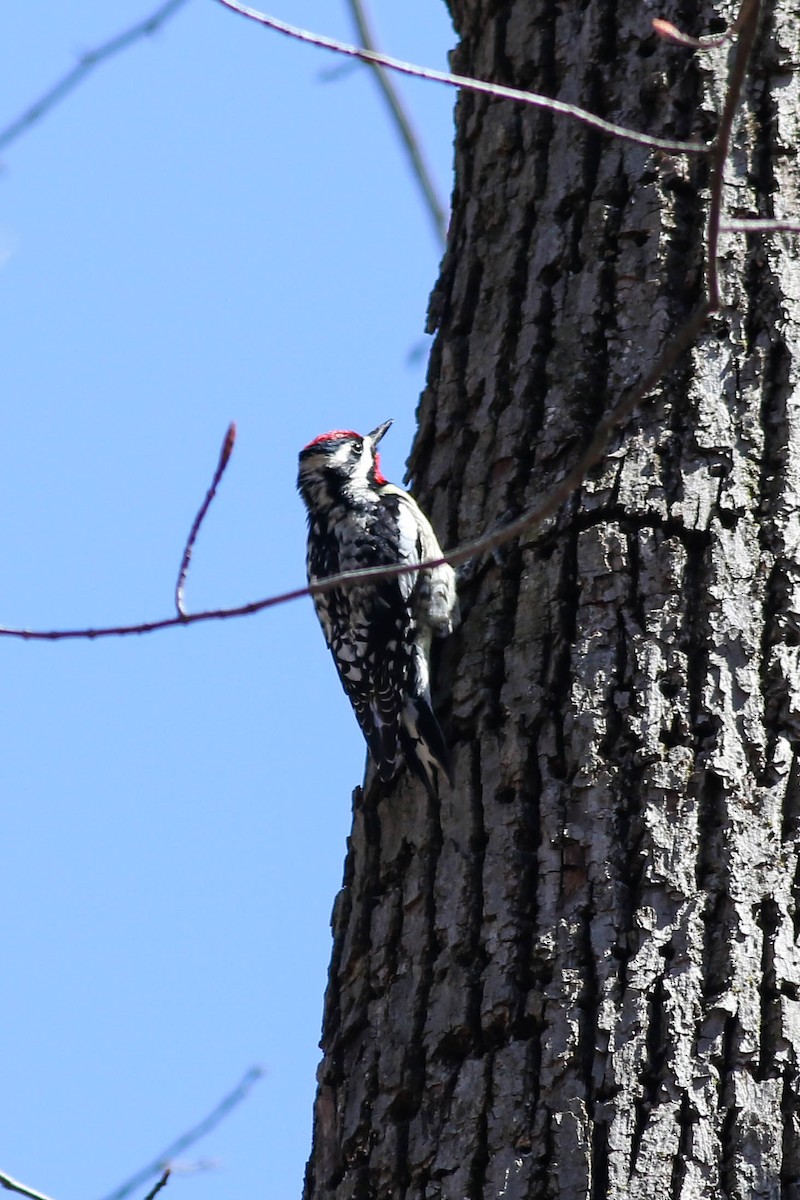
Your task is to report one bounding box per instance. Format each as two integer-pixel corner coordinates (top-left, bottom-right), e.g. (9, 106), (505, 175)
(343, 0), (448, 246)
(214, 0), (706, 156)
(0, 0), (191, 154)
(97, 1067), (263, 1200)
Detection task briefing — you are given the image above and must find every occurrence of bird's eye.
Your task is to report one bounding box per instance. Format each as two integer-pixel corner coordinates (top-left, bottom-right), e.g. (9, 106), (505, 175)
(353, 440), (363, 453)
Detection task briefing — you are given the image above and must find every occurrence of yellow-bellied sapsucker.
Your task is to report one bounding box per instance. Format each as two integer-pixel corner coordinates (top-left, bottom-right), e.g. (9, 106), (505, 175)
(298, 420), (458, 798)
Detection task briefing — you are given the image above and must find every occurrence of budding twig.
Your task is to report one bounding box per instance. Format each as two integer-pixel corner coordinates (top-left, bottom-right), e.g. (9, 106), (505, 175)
(652, 17), (740, 51)
(174, 423), (237, 618)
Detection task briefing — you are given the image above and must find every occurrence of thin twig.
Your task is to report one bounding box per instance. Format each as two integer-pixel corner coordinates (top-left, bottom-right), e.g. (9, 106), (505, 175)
(97, 1067), (263, 1200)
(141, 1172), (170, 1200)
(652, 16), (741, 50)
(0, 0), (191, 154)
(0, 591), (306, 641)
(215, 0), (706, 156)
(343, 0), (448, 246)
(721, 218), (800, 233)
(160, 1162), (217, 1176)
(0, 1172), (56, 1200)
(175, 423), (237, 617)
(704, 0), (762, 309)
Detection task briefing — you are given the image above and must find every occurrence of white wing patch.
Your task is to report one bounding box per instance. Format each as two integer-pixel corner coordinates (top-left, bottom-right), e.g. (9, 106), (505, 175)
(390, 488), (458, 637)
(394, 491), (423, 602)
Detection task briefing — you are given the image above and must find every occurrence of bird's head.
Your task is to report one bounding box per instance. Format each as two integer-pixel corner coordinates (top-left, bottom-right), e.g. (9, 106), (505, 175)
(297, 419), (392, 510)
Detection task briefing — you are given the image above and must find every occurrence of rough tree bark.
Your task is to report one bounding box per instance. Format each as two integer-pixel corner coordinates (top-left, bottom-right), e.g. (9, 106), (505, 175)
(304, 2), (800, 1197)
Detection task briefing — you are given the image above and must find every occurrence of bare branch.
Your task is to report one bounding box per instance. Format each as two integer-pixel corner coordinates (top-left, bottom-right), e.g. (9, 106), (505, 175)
(98, 1067), (263, 1200)
(215, 0), (706, 156)
(0, 0), (191, 154)
(721, 218), (800, 233)
(652, 16), (739, 50)
(140, 1172), (170, 1200)
(0, 591), (307, 642)
(343, 0), (448, 247)
(175, 422), (237, 618)
(704, 0), (762, 309)
(160, 1161), (217, 1176)
(0, 1171), (56, 1200)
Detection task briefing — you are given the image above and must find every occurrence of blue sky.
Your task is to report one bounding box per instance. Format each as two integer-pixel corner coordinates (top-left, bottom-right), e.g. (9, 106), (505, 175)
(0, 4), (455, 1197)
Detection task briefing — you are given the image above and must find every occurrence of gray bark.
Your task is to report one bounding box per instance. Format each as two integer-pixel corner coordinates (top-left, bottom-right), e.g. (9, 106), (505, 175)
(304, 2), (800, 1197)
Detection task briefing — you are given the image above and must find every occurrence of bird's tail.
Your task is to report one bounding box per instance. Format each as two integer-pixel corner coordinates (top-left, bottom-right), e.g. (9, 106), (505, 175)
(399, 693), (453, 800)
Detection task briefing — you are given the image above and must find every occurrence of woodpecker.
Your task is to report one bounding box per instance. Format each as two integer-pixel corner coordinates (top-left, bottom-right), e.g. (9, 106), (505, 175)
(297, 420), (458, 798)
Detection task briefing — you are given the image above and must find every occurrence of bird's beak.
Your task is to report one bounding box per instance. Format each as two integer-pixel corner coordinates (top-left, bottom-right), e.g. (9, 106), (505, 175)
(367, 419), (393, 446)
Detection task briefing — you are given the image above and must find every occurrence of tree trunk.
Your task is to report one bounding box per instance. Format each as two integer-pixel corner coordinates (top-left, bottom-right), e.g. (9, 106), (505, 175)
(304, 2), (800, 1197)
